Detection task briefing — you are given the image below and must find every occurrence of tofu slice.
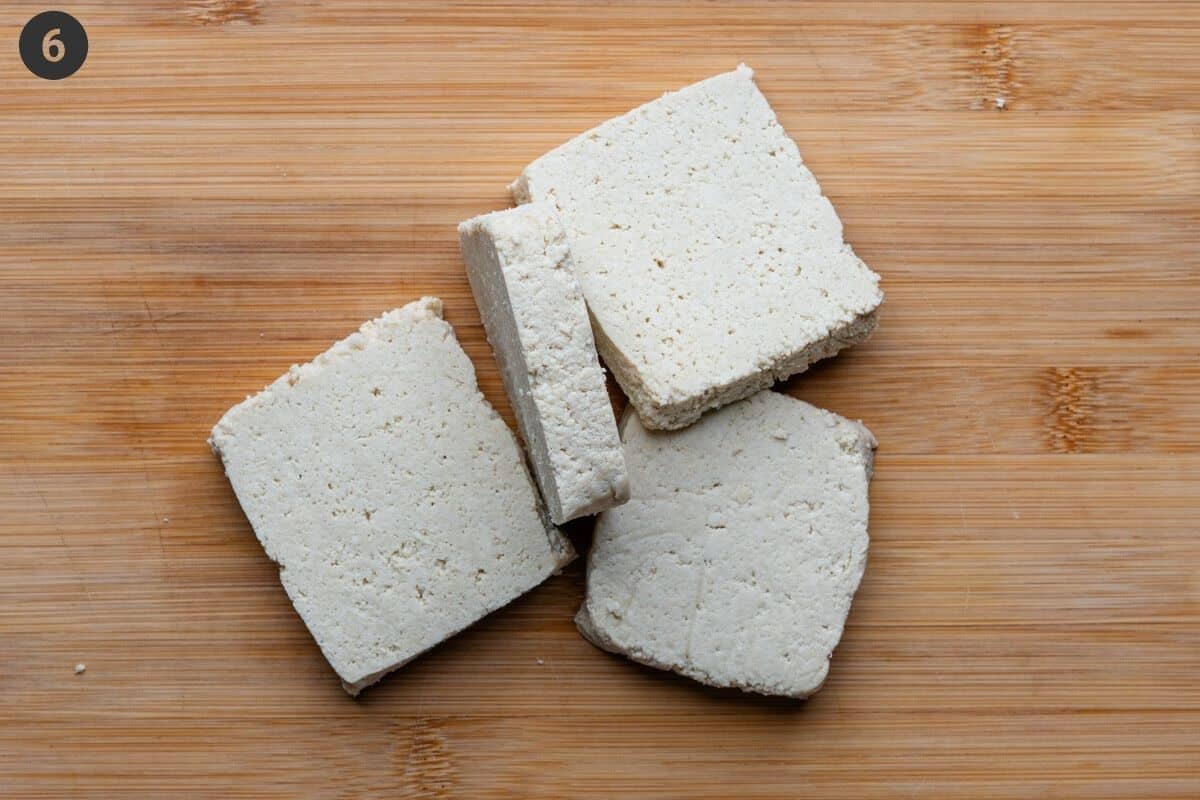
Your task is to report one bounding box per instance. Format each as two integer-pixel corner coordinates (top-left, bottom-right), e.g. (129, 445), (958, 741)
(459, 203), (629, 524)
(576, 390), (874, 698)
(511, 65), (883, 430)
(210, 297), (574, 695)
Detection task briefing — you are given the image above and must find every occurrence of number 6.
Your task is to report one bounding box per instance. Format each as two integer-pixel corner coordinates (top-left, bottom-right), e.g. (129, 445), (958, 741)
(42, 28), (64, 63)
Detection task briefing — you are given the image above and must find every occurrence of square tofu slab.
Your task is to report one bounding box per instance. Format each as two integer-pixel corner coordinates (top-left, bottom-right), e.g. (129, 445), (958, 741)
(210, 297), (574, 695)
(459, 203), (629, 524)
(511, 65), (883, 430)
(576, 390), (875, 698)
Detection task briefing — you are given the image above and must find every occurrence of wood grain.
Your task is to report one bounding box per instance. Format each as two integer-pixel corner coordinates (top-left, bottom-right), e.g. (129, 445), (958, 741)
(2, 2), (1198, 797)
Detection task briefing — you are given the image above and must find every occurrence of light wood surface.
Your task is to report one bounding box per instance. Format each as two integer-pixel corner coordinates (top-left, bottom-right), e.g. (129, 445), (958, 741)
(2, 2), (1198, 797)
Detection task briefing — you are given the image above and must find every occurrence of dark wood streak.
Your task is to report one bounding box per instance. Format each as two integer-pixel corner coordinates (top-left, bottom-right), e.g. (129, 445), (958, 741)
(1044, 367), (1096, 454)
(399, 717), (458, 799)
(185, 0), (263, 26)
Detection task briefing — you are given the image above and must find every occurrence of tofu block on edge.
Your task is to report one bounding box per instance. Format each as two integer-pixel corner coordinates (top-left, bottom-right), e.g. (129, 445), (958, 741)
(511, 65), (883, 430)
(576, 390), (874, 698)
(209, 297), (574, 695)
(459, 203), (629, 524)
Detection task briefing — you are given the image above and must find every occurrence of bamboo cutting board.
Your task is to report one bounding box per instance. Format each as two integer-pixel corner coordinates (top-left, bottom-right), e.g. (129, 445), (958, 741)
(2, 2), (1198, 797)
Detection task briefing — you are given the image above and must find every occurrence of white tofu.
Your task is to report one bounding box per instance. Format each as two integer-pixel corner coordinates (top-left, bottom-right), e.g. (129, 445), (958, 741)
(576, 390), (875, 698)
(511, 65), (883, 430)
(210, 297), (574, 695)
(459, 203), (629, 524)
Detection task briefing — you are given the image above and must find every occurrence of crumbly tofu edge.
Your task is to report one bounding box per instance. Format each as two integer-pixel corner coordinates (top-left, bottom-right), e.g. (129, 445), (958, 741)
(589, 303), (880, 431)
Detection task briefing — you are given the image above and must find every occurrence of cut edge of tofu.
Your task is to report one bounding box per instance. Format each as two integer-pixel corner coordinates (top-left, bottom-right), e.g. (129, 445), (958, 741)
(575, 397), (876, 699)
(458, 205), (629, 523)
(208, 296), (575, 696)
(589, 304), (880, 431)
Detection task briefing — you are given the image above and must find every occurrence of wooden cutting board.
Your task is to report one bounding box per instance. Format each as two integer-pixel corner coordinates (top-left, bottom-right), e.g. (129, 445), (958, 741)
(2, 2), (1197, 797)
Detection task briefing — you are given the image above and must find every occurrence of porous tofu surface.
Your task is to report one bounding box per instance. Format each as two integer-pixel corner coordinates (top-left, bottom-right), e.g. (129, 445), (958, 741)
(459, 203), (628, 523)
(210, 297), (574, 695)
(511, 65), (883, 430)
(576, 390), (874, 698)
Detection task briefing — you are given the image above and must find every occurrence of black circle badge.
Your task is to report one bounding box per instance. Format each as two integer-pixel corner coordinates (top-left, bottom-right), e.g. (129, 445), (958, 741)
(20, 11), (88, 80)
